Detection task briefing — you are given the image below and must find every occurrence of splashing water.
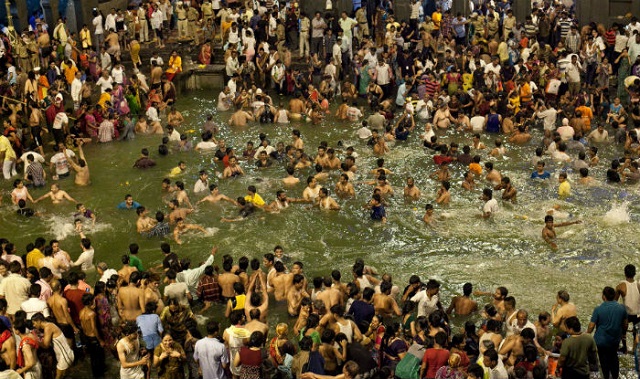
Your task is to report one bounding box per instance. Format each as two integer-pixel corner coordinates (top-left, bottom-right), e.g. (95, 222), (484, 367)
(603, 202), (631, 225)
(45, 216), (113, 240)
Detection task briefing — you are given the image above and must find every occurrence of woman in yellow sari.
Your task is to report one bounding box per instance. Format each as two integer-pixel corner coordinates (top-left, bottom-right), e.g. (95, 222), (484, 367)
(165, 50), (182, 82)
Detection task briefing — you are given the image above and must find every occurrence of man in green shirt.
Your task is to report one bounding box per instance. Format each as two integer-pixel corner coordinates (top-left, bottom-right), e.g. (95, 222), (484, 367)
(558, 316), (598, 379)
(128, 243), (144, 272)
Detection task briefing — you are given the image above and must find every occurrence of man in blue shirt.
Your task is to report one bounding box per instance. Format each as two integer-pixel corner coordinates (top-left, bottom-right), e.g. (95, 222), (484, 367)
(117, 194), (142, 210)
(587, 286), (627, 379)
(531, 161), (551, 179)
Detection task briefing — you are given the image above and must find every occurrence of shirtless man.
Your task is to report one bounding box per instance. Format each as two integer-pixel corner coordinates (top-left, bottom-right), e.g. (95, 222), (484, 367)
(34, 184), (77, 204)
(292, 129), (304, 150)
(423, 204), (435, 226)
(435, 181), (451, 205)
(314, 147), (330, 168)
(223, 156), (245, 178)
(173, 181), (193, 208)
(173, 218), (207, 244)
(475, 286), (508, 315)
(244, 308), (269, 336)
(168, 199), (193, 224)
(316, 277), (344, 311)
(446, 282), (478, 316)
(551, 289), (577, 332)
(136, 206), (156, 234)
(117, 271), (145, 322)
(372, 281), (402, 318)
(79, 293), (105, 350)
(484, 162), (502, 185)
(508, 125), (532, 145)
(462, 171), (475, 190)
(335, 174), (356, 198)
(228, 104), (254, 126)
(47, 280), (78, 344)
(197, 184), (237, 206)
(282, 167), (301, 186)
(118, 255), (138, 284)
(325, 149), (341, 170)
(266, 190), (306, 212)
(32, 312), (74, 379)
(494, 177), (517, 203)
(403, 177), (421, 199)
(287, 274), (310, 317)
(316, 188), (341, 210)
(218, 260), (240, 300)
(498, 327), (536, 367)
(62, 142), (90, 186)
(542, 215), (581, 249)
(269, 261), (289, 301)
(289, 96), (307, 116)
(374, 175), (394, 196)
(144, 274), (165, 313)
(302, 177), (322, 202)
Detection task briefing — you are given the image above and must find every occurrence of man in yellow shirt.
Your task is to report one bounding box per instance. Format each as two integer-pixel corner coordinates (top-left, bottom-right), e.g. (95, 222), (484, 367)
(244, 185), (265, 207)
(26, 237), (46, 268)
(170, 161), (187, 177)
(431, 5), (442, 34)
(0, 133), (17, 179)
(558, 172), (571, 198)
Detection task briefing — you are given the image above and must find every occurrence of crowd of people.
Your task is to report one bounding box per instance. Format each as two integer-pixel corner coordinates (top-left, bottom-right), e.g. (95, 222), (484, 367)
(1, 0), (640, 378)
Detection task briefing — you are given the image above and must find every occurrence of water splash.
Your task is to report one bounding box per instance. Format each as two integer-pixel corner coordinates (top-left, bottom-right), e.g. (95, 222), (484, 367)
(45, 215), (113, 240)
(603, 202), (631, 225)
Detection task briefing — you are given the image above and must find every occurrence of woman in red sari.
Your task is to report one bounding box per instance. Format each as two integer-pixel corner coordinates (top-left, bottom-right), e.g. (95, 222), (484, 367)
(198, 42), (212, 65)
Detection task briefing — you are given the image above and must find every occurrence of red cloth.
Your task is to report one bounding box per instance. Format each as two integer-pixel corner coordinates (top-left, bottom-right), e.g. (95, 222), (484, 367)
(64, 288), (86, 325)
(17, 335), (38, 368)
(422, 348), (450, 379)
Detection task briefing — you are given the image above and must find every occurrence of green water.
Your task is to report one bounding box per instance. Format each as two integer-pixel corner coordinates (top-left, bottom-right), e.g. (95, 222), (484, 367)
(2, 91), (639, 342)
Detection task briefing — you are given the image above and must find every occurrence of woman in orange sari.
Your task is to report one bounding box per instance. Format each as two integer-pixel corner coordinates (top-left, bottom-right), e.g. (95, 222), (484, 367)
(198, 42), (212, 65)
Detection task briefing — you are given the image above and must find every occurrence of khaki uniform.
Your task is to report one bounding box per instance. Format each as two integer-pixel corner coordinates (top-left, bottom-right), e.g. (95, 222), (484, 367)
(299, 17), (310, 57)
(176, 6), (188, 39)
(503, 15), (516, 40)
(27, 40), (39, 72)
(201, 1), (213, 23)
(137, 7), (149, 42)
(471, 16), (485, 39)
(355, 8), (369, 41)
(486, 18), (499, 40)
(187, 7), (200, 41)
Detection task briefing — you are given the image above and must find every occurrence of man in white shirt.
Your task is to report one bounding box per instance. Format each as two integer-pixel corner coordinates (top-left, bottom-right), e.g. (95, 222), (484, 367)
(21, 284), (50, 319)
(565, 54), (582, 95)
(410, 279), (441, 318)
(484, 55), (501, 76)
(73, 238), (95, 271)
(356, 121), (372, 139)
(111, 64), (125, 84)
(484, 349), (508, 379)
(92, 11), (104, 53)
(95, 71), (113, 93)
(535, 102), (558, 131)
(104, 8), (117, 33)
(470, 114), (486, 132)
(375, 59), (392, 98)
(482, 188), (499, 218)
(70, 72), (82, 110)
(557, 118), (575, 141)
(52, 111), (69, 144)
(193, 171), (209, 194)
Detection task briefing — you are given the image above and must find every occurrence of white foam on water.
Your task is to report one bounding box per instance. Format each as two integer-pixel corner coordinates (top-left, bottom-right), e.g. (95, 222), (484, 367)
(204, 227), (219, 236)
(46, 215), (113, 240)
(603, 202), (631, 226)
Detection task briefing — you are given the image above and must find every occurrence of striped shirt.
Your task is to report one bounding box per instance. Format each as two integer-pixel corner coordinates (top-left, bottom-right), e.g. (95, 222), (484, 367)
(524, 22), (538, 39)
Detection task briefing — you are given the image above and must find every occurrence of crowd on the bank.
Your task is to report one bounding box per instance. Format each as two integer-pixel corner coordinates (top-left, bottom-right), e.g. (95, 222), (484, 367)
(1, 0), (640, 378)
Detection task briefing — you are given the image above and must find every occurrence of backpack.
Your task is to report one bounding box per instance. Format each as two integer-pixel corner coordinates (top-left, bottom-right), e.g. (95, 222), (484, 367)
(394, 343), (425, 379)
